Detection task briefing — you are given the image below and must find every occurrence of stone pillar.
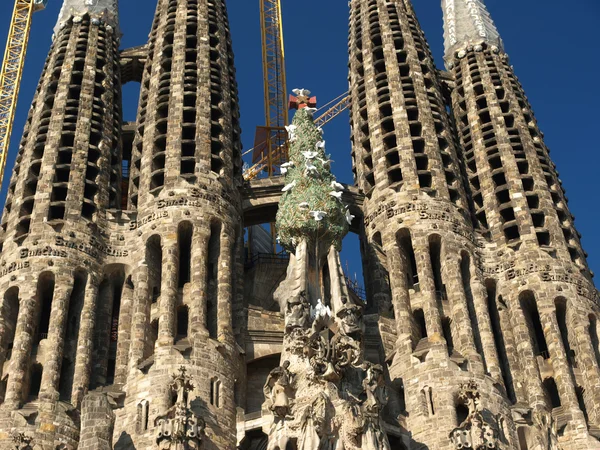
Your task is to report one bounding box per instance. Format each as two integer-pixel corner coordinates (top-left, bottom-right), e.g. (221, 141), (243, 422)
(158, 240), (178, 346)
(128, 264), (150, 373)
(114, 278), (134, 385)
(543, 310), (583, 420)
(574, 318), (600, 424)
(72, 278), (100, 407)
(470, 272), (502, 383)
(508, 295), (546, 408)
(217, 230), (234, 344)
(386, 241), (413, 352)
(497, 301), (527, 403)
(79, 392), (115, 450)
(443, 256), (478, 362)
(190, 231), (209, 337)
(3, 285), (35, 407)
(413, 236), (443, 338)
(40, 276), (74, 401)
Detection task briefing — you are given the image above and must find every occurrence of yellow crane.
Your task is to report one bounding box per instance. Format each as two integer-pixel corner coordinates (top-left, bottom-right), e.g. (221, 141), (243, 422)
(0, 0), (47, 189)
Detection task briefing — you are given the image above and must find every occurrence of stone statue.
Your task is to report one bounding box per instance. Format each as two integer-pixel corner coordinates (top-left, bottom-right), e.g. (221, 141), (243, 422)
(263, 361), (294, 419)
(449, 381), (499, 450)
(285, 291), (311, 332)
(533, 410), (560, 450)
(155, 367), (205, 449)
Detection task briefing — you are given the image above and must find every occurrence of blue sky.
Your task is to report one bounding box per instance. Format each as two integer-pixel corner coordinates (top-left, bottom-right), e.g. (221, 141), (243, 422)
(0, 0), (599, 285)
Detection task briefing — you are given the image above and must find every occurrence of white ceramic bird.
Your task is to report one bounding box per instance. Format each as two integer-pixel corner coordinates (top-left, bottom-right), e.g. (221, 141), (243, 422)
(317, 127), (324, 135)
(292, 88), (311, 97)
(302, 151), (318, 160)
(280, 167), (288, 175)
(329, 191), (343, 201)
(281, 161), (295, 168)
(315, 140), (326, 150)
(282, 180), (297, 192)
(331, 180), (345, 191)
(305, 161), (318, 175)
(318, 158), (332, 169)
(345, 208), (355, 225)
(305, 107), (318, 116)
(311, 299), (332, 320)
(299, 202), (310, 209)
(310, 211), (327, 221)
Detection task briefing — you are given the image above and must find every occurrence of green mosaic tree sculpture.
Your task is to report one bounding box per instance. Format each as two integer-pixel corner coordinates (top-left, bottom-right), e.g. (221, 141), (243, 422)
(276, 105), (352, 254)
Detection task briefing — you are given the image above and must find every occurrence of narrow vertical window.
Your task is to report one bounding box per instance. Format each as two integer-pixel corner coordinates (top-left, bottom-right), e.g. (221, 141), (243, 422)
(428, 235), (444, 300)
(35, 272), (56, 344)
(520, 291), (549, 359)
(414, 309), (427, 340)
(461, 252), (485, 368)
(542, 377), (561, 409)
(177, 221), (193, 288)
(207, 222), (221, 339)
(398, 229), (418, 290)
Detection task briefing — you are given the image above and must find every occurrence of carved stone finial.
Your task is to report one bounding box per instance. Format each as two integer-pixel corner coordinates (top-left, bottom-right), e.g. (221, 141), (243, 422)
(155, 366), (205, 449)
(11, 432), (33, 450)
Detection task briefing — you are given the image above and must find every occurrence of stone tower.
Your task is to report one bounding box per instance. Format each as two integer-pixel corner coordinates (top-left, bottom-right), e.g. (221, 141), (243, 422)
(347, 0), (600, 448)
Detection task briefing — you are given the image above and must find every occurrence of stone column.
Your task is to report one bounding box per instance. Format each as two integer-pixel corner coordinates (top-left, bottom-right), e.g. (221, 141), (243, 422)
(128, 264), (150, 374)
(72, 277), (100, 407)
(443, 256), (478, 362)
(40, 275), (74, 401)
(217, 230), (234, 345)
(508, 295), (546, 408)
(497, 301), (527, 403)
(470, 272), (502, 383)
(575, 318), (600, 424)
(413, 236), (443, 338)
(543, 310), (583, 421)
(190, 230), (209, 337)
(158, 240), (179, 346)
(114, 278), (134, 385)
(3, 285), (35, 408)
(386, 242), (414, 353)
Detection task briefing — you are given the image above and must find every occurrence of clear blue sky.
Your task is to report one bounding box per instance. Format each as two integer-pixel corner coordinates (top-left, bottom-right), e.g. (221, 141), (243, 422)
(0, 1), (599, 285)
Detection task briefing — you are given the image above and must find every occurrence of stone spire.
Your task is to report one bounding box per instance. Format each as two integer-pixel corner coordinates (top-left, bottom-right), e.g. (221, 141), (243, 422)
(442, 0), (503, 61)
(55, 0), (119, 33)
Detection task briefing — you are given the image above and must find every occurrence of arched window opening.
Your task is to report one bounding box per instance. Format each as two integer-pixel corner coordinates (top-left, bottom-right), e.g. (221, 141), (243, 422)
(414, 309), (427, 340)
(107, 275), (123, 386)
(177, 221), (193, 288)
(421, 385), (434, 416)
(461, 252), (485, 368)
(397, 229), (418, 289)
(147, 235), (162, 304)
(373, 232), (383, 247)
(144, 319), (159, 360)
(210, 377), (221, 408)
(428, 235), (445, 300)
(207, 222), (221, 339)
(542, 377), (561, 409)
(555, 298), (574, 366)
(136, 400), (149, 433)
(456, 403), (469, 426)
(60, 271), (87, 402)
(589, 314), (600, 369)
(517, 427), (529, 450)
(486, 280), (516, 402)
(29, 363), (43, 400)
(176, 306), (189, 340)
(576, 386), (589, 425)
(0, 287), (19, 370)
(442, 317), (454, 356)
(35, 273), (56, 344)
(520, 292), (549, 359)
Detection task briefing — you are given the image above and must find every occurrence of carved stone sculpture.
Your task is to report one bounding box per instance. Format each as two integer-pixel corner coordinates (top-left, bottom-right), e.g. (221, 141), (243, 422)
(449, 381), (500, 450)
(155, 367), (205, 449)
(263, 361), (295, 419)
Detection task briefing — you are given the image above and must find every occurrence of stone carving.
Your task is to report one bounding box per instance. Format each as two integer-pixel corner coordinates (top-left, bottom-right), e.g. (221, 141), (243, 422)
(11, 433), (33, 450)
(532, 410), (560, 450)
(263, 361), (295, 419)
(155, 367), (205, 449)
(449, 381), (499, 449)
(264, 93), (390, 450)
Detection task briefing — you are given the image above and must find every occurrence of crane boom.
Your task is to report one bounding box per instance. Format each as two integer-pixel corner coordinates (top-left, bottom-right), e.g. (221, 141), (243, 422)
(0, 0), (46, 189)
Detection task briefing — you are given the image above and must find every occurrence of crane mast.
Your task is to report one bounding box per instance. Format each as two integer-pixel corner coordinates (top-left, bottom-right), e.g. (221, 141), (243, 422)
(0, 0), (47, 189)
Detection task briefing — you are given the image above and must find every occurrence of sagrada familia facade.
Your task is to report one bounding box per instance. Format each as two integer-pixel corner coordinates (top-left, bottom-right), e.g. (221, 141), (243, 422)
(0, 0), (597, 448)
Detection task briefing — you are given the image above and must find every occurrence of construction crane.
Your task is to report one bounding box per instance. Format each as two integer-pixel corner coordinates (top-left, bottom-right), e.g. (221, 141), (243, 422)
(0, 0), (48, 189)
(244, 94), (350, 181)
(253, 0), (288, 177)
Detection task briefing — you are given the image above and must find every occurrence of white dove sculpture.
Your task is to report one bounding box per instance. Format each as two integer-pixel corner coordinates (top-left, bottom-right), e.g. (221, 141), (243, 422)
(331, 180), (345, 191)
(292, 88), (311, 97)
(345, 208), (355, 225)
(305, 161), (318, 176)
(329, 191), (343, 201)
(282, 180), (297, 192)
(315, 140), (326, 150)
(281, 161), (295, 168)
(318, 158), (332, 169)
(302, 151), (318, 160)
(312, 299), (332, 320)
(304, 107), (318, 116)
(298, 202), (310, 209)
(310, 211), (327, 221)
